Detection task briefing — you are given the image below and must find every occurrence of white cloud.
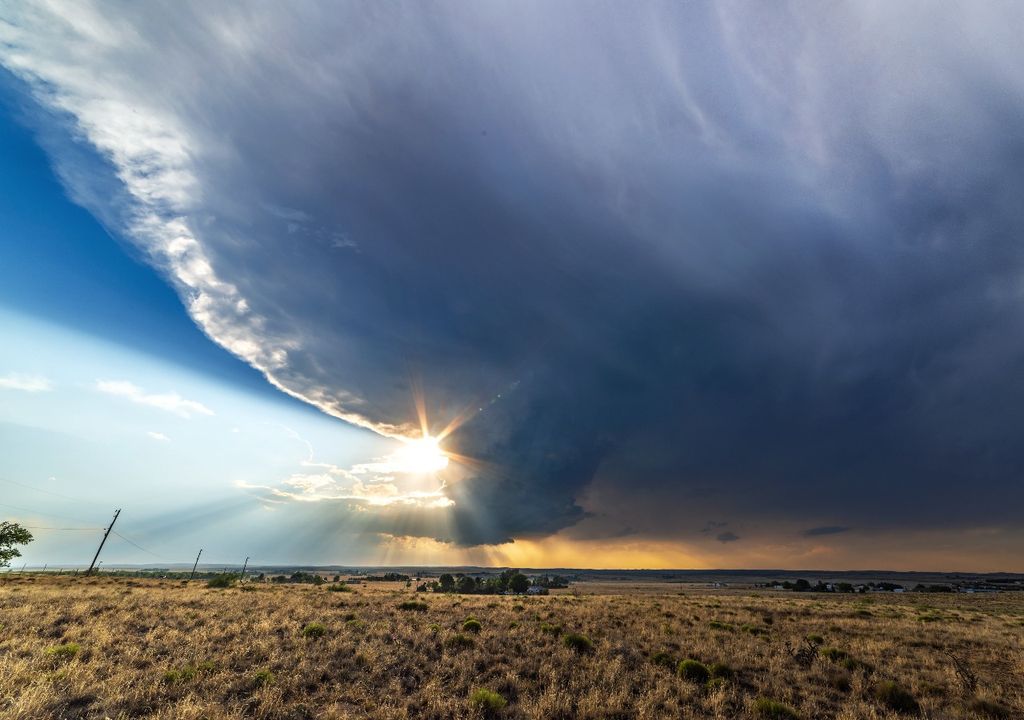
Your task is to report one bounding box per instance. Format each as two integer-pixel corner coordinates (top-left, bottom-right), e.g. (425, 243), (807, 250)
(263, 472), (453, 507)
(0, 3), (404, 439)
(0, 373), (53, 392)
(146, 431), (170, 442)
(96, 379), (214, 418)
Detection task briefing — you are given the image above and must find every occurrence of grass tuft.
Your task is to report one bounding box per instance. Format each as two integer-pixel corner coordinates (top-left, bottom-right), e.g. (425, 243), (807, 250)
(678, 658), (711, 683)
(469, 688), (507, 713)
(45, 642), (80, 661)
(301, 622), (327, 639)
(873, 681), (919, 714)
(753, 698), (800, 719)
(562, 632), (593, 653)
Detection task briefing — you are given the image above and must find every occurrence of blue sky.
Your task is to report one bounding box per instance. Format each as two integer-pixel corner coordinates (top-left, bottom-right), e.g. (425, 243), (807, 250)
(2, 2), (1024, 571)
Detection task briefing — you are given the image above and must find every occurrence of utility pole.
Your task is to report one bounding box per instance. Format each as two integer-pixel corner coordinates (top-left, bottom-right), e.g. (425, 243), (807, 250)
(241, 556), (249, 575)
(87, 509), (120, 575)
(189, 549), (203, 581)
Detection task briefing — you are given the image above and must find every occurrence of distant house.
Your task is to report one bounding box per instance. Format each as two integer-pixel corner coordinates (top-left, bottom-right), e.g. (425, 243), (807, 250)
(526, 586), (548, 595)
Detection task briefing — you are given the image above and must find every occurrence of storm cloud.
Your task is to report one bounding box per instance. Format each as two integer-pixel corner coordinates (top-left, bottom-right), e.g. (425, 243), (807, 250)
(3, 2), (1024, 549)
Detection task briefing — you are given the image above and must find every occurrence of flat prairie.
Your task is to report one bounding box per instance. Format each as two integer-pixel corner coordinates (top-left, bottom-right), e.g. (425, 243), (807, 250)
(1, 575), (1021, 719)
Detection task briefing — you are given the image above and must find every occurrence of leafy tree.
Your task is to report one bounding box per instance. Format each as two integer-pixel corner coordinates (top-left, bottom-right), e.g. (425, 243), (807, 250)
(457, 574), (477, 594)
(509, 573), (530, 593)
(0, 521), (33, 568)
(438, 573), (455, 592)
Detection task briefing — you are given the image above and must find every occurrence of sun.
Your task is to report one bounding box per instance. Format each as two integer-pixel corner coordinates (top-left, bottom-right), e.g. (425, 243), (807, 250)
(389, 435), (450, 475)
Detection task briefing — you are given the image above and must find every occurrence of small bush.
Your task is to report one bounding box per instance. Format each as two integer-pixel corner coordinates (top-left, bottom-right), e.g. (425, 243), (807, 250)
(873, 681), (919, 714)
(678, 659), (711, 683)
(709, 662), (734, 680)
(46, 642), (80, 660)
(753, 698), (800, 719)
(253, 668), (275, 688)
(301, 622), (327, 639)
(444, 633), (474, 650)
(326, 583), (352, 593)
(463, 618), (482, 633)
(562, 632), (593, 653)
(708, 620), (734, 631)
(805, 634), (824, 645)
(470, 688), (507, 712)
(398, 600), (428, 611)
(741, 623), (768, 636)
(206, 574), (238, 589)
(539, 622), (562, 636)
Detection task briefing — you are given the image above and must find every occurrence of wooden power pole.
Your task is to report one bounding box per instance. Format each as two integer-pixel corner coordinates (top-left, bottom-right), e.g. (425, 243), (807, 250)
(189, 549), (203, 581)
(241, 556), (249, 575)
(87, 509), (120, 575)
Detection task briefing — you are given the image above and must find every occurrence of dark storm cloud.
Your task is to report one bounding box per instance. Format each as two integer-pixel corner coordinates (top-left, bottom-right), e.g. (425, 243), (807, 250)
(4, 2), (1024, 547)
(803, 526), (851, 538)
(716, 532), (740, 544)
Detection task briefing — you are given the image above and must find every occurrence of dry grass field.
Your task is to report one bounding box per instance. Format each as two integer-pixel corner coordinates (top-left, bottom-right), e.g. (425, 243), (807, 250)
(1, 575), (1022, 719)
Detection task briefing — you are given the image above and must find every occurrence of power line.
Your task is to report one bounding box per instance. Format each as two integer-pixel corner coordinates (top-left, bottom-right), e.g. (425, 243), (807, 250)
(21, 526), (101, 531)
(111, 530), (166, 560)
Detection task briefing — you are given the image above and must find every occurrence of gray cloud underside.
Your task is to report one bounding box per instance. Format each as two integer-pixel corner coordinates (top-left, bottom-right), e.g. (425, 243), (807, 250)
(3, 2), (1024, 545)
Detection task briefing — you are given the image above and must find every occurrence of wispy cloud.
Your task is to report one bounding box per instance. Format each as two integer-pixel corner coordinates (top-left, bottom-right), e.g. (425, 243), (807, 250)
(96, 379), (213, 418)
(716, 531), (740, 543)
(146, 431), (170, 442)
(0, 373), (53, 392)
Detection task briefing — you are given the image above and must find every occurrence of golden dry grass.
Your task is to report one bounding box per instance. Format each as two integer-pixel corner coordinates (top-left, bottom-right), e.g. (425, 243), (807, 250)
(1, 575), (1022, 719)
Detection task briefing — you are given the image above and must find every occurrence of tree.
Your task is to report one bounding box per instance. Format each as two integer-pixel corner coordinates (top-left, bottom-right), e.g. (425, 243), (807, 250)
(438, 573), (455, 592)
(456, 574), (477, 594)
(509, 573), (530, 594)
(0, 521), (33, 568)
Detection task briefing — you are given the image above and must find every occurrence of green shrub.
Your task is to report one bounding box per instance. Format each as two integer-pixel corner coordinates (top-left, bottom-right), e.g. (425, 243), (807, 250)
(444, 633), (475, 650)
(326, 583), (352, 593)
(873, 681), (919, 714)
(206, 574), (238, 589)
(741, 623), (768, 636)
(462, 618), (482, 633)
(398, 600), (428, 611)
(708, 620), (734, 631)
(709, 662), (734, 680)
(45, 642), (80, 660)
(301, 622), (327, 639)
(678, 659), (710, 683)
(253, 668), (275, 688)
(805, 634), (824, 645)
(469, 688), (507, 712)
(753, 698), (800, 719)
(539, 622), (562, 636)
(562, 632), (593, 653)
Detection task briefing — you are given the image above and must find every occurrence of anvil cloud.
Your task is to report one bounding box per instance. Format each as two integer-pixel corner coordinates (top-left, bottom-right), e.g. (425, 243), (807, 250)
(3, 1), (1024, 553)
